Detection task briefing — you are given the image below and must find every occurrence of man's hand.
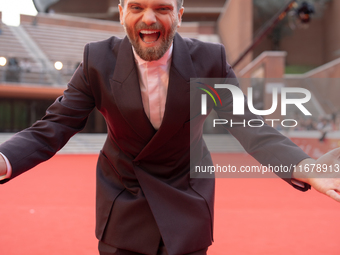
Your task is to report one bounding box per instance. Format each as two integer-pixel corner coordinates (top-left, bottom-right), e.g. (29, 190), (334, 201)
(293, 147), (340, 202)
(0, 153), (8, 177)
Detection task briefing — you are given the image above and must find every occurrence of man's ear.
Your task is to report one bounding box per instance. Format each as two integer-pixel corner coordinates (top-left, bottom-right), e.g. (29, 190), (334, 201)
(177, 7), (184, 28)
(119, 4), (124, 25)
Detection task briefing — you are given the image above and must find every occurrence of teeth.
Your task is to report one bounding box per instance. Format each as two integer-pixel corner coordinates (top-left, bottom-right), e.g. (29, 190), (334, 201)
(140, 30), (158, 34)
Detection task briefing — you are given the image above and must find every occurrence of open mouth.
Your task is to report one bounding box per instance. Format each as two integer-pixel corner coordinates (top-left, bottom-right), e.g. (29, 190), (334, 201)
(139, 30), (161, 44)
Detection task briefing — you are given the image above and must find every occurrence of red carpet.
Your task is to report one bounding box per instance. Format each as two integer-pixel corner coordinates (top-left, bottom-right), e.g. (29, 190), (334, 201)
(0, 154), (339, 255)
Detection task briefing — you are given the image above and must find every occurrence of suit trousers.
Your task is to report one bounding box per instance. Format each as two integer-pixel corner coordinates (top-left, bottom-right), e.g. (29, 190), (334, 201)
(98, 240), (208, 255)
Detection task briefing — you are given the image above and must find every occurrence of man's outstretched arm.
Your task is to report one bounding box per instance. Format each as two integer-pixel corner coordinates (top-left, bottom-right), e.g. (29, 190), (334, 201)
(293, 147), (340, 202)
(0, 43), (94, 183)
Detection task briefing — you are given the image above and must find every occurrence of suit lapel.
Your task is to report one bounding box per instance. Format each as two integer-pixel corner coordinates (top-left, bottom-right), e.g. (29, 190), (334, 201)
(110, 37), (156, 142)
(136, 34), (197, 160)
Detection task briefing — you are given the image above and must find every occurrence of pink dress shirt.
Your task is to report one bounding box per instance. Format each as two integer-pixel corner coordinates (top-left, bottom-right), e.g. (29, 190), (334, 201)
(133, 44), (173, 130)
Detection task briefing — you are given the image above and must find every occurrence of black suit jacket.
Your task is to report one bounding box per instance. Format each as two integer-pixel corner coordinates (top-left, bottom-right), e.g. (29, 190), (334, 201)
(0, 33), (310, 255)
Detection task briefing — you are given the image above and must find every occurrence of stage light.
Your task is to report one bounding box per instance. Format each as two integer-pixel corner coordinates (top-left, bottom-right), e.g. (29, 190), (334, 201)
(54, 61), (63, 70)
(0, 57), (7, 66)
(296, 1), (315, 23)
(288, 1), (315, 30)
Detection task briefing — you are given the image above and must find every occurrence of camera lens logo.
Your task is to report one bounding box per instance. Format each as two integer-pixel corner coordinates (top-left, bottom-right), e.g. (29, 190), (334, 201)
(197, 82), (222, 115)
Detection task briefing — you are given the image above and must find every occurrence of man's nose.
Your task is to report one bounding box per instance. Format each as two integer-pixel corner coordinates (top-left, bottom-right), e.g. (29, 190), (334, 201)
(142, 9), (157, 25)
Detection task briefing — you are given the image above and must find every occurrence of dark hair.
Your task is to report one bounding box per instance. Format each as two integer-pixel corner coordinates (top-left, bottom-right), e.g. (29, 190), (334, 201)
(119, 0), (184, 11)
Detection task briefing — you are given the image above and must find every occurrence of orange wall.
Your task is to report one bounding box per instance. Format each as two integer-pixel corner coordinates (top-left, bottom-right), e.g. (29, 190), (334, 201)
(217, 0), (253, 71)
(280, 18), (325, 66)
(253, 1), (340, 68)
(324, 0), (340, 62)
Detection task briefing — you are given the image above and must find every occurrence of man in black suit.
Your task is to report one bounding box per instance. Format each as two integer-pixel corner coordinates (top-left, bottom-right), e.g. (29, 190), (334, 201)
(1, 0), (340, 254)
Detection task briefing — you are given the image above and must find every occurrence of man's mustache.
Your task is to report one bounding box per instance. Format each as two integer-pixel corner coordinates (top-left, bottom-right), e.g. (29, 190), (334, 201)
(135, 22), (164, 32)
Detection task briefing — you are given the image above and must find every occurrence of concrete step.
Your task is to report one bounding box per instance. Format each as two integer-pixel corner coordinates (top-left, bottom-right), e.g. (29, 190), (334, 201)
(0, 133), (106, 155)
(0, 133), (245, 155)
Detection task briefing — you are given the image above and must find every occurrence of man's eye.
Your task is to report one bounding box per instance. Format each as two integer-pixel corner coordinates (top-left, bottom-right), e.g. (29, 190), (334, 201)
(130, 6), (142, 10)
(158, 7), (171, 12)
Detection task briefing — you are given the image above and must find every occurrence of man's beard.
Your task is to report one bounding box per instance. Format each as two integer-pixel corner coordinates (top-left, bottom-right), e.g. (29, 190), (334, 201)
(124, 20), (178, 61)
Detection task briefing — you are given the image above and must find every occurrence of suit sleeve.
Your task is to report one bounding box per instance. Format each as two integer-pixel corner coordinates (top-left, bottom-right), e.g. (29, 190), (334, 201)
(0, 44), (95, 183)
(215, 45), (311, 191)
